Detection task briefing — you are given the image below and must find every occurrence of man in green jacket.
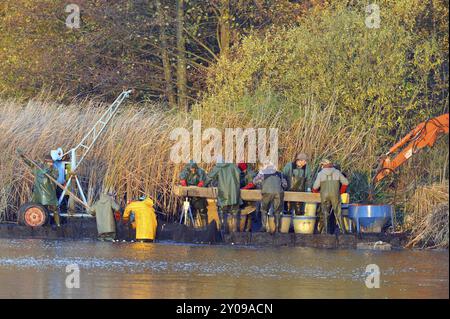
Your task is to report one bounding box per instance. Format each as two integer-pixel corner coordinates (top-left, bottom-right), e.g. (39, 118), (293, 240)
(282, 152), (312, 215)
(207, 157), (241, 233)
(179, 161), (208, 227)
(19, 152), (61, 227)
(90, 191), (121, 241)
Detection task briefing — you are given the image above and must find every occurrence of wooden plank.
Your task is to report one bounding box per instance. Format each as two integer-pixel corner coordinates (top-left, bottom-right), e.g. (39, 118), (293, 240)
(173, 185), (321, 203)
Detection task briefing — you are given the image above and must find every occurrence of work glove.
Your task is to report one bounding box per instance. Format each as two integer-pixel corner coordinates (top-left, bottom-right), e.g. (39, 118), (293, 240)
(114, 211), (121, 222)
(340, 185), (348, 194)
(197, 181), (204, 187)
(242, 183), (255, 190)
(180, 179), (187, 186)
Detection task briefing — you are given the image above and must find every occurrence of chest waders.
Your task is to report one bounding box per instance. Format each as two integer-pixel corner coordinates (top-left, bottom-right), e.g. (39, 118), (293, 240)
(32, 168), (61, 227)
(289, 173), (306, 215)
(320, 173), (342, 234)
(185, 172), (208, 227)
(221, 205), (240, 234)
(190, 197), (208, 227)
(260, 173), (284, 233)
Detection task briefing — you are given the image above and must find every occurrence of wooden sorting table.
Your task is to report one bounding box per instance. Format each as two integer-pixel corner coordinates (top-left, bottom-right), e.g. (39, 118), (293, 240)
(173, 186), (321, 229)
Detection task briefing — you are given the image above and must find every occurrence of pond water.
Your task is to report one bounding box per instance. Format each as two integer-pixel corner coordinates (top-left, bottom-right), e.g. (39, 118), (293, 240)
(0, 239), (447, 298)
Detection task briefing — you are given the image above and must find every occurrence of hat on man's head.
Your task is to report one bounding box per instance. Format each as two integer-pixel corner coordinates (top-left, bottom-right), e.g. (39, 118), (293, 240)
(320, 158), (332, 166)
(296, 153), (308, 161)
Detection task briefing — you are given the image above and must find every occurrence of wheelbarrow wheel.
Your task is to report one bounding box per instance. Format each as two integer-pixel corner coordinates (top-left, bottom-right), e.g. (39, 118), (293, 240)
(18, 202), (49, 227)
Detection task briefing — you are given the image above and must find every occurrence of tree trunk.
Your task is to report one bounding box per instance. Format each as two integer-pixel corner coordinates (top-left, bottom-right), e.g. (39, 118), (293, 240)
(218, 0), (231, 59)
(176, 0), (188, 112)
(156, 0), (176, 109)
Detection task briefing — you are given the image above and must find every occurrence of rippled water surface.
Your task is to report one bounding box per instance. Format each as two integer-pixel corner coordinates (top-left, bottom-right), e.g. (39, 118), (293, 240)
(0, 239), (447, 298)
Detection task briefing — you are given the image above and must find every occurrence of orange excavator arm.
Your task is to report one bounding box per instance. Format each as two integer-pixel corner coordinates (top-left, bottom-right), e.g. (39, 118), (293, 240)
(373, 113), (449, 184)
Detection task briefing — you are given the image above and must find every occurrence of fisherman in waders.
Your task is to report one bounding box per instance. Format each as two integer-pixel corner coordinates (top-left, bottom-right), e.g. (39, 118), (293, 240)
(238, 162), (257, 231)
(179, 161), (208, 227)
(282, 152), (312, 215)
(207, 156), (241, 233)
(312, 159), (349, 234)
(123, 196), (158, 242)
(89, 190), (121, 241)
(51, 148), (69, 213)
(18, 151), (61, 227)
(253, 162), (288, 233)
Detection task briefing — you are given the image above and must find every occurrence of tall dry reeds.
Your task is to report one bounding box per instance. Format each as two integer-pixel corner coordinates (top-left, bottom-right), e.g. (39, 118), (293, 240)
(404, 182), (449, 249)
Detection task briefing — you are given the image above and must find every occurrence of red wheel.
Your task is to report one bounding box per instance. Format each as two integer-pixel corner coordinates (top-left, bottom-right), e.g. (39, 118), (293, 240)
(18, 202), (48, 227)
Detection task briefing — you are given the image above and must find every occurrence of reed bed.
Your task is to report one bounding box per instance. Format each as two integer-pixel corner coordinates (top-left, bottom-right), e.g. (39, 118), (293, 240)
(404, 182), (449, 249)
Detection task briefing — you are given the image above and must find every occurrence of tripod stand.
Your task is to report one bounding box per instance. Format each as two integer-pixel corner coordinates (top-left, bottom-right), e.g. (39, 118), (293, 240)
(179, 197), (195, 226)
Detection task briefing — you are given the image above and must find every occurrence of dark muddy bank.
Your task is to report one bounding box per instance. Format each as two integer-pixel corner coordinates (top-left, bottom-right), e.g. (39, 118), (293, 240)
(0, 218), (409, 249)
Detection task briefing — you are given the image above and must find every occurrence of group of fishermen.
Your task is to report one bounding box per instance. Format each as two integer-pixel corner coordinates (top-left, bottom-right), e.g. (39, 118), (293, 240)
(179, 152), (349, 234)
(18, 149), (157, 243)
(19, 148), (349, 242)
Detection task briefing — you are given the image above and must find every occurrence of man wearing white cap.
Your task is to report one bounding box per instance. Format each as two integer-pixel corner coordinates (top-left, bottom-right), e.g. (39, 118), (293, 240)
(253, 162), (288, 233)
(312, 159), (349, 234)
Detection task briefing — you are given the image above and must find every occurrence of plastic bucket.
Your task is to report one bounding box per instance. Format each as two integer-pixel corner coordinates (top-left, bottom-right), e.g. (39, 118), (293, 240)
(342, 206), (353, 233)
(293, 216), (316, 234)
(341, 193), (350, 204)
(280, 214), (292, 233)
(304, 203), (317, 217)
(340, 193), (351, 232)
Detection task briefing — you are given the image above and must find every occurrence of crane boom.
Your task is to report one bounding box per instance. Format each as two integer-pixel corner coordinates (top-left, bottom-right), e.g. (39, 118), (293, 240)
(373, 113), (449, 184)
(66, 90), (132, 171)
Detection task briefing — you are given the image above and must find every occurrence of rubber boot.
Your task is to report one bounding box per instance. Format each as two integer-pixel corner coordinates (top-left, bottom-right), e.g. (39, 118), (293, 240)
(335, 206), (347, 234)
(260, 211), (268, 232)
(221, 212), (229, 234)
(275, 213), (282, 233)
(104, 233), (116, 242)
(322, 211), (328, 234)
(235, 213), (241, 233)
(201, 215), (208, 228)
(201, 208), (209, 228)
(228, 215), (237, 233)
(53, 210), (61, 227)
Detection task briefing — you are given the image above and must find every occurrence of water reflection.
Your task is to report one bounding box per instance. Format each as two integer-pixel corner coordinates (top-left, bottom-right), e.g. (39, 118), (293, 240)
(0, 239), (447, 298)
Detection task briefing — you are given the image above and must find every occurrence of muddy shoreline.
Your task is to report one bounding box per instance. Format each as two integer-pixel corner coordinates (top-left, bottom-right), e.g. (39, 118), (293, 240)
(0, 218), (410, 249)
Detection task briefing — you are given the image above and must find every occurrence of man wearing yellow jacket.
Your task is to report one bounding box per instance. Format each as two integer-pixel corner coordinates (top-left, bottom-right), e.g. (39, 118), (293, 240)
(123, 197), (157, 242)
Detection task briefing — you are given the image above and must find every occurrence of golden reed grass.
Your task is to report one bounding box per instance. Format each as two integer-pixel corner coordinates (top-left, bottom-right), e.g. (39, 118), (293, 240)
(0, 97), (375, 220)
(405, 182), (449, 248)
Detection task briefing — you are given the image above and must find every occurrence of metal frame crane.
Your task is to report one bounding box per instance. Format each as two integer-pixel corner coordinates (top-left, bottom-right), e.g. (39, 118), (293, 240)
(58, 90), (132, 209)
(16, 90), (132, 226)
